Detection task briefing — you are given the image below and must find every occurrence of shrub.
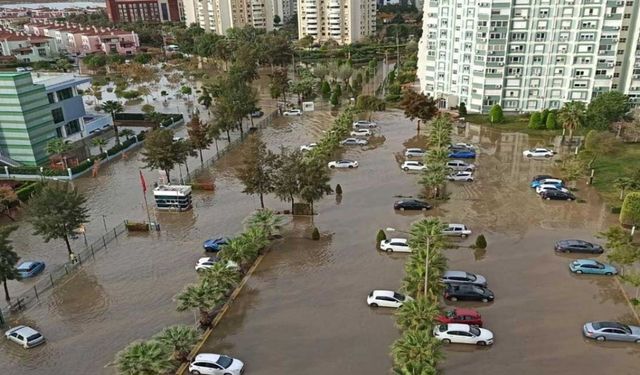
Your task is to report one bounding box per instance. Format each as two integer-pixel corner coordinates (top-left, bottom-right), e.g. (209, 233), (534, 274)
(458, 102), (467, 116)
(335, 184), (342, 195)
(15, 182), (40, 202)
(488, 104), (504, 123)
(546, 112), (557, 130)
(528, 112), (542, 129)
(376, 229), (386, 248)
(619, 192), (640, 227)
(475, 234), (487, 249)
(311, 227), (320, 240)
(126, 221), (150, 232)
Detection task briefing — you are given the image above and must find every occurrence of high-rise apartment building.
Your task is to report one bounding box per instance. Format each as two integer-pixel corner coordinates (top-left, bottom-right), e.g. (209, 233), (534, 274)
(184, 0), (281, 35)
(105, 0), (182, 23)
(417, 0), (640, 113)
(297, 0), (376, 45)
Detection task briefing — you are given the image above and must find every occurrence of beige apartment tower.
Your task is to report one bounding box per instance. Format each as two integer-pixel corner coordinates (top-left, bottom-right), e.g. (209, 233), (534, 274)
(184, 0), (279, 34)
(297, 0), (376, 45)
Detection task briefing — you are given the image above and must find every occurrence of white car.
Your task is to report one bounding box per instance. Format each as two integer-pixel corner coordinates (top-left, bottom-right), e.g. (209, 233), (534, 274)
(350, 128), (372, 137)
(300, 143), (317, 152)
(380, 238), (412, 253)
(452, 142), (476, 149)
(522, 148), (555, 158)
(195, 257), (239, 271)
(328, 160), (358, 168)
(405, 148), (426, 158)
(5, 325), (45, 349)
(367, 290), (413, 308)
(446, 160), (476, 171)
(401, 161), (426, 171)
(353, 120), (377, 128)
(283, 109), (302, 116)
(189, 353), (245, 375)
(172, 136), (184, 142)
(442, 224), (472, 237)
(536, 184), (570, 195)
(433, 323), (494, 346)
(341, 138), (368, 146)
(447, 171), (474, 182)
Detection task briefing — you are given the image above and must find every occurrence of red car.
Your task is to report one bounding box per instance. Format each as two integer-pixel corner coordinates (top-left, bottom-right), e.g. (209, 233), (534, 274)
(436, 308), (483, 327)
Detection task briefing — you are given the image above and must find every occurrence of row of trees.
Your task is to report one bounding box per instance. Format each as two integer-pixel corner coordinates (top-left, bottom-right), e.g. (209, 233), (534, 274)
(391, 218), (449, 374)
(599, 226), (640, 300)
(114, 210), (283, 374)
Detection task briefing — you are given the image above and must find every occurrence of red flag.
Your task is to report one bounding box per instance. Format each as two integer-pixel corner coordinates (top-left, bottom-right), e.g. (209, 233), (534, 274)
(139, 170), (147, 193)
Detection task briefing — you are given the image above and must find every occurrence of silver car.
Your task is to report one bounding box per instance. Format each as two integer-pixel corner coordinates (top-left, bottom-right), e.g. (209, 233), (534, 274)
(447, 160), (476, 171)
(583, 321), (640, 343)
(405, 148), (426, 158)
(442, 270), (487, 287)
(5, 325), (46, 348)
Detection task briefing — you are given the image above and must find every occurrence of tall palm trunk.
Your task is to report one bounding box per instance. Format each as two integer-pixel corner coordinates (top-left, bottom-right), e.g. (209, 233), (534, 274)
(199, 149), (204, 165)
(3, 278), (10, 302)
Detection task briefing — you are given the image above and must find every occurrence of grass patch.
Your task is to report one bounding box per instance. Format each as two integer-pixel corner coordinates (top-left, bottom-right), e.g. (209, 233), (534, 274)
(466, 113), (562, 135)
(590, 143), (640, 207)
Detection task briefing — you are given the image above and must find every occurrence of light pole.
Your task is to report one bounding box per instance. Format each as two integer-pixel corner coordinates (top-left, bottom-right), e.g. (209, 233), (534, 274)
(387, 227), (430, 299)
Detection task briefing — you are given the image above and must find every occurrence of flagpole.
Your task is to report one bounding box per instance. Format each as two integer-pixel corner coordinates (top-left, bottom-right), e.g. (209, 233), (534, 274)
(140, 170), (152, 227)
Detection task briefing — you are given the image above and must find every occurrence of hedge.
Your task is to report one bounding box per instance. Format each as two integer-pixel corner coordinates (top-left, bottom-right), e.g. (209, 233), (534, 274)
(620, 192), (640, 227)
(15, 182), (41, 202)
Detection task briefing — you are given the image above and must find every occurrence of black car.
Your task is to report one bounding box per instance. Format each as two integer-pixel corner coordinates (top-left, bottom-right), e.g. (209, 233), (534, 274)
(541, 189), (575, 201)
(394, 199), (432, 211)
(554, 240), (604, 254)
(251, 110), (264, 118)
(444, 283), (494, 303)
(532, 174), (554, 182)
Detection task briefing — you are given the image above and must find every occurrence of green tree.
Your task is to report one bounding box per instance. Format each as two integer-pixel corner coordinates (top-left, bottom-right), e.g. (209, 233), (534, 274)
(614, 177), (637, 201)
(321, 81), (331, 99)
(0, 186), (18, 221)
(273, 14), (281, 25)
(237, 136), (278, 208)
(197, 86), (213, 110)
(395, 297), (441, 331)
(620, 192), (640, 233)
(120, 129), (135, 141)
(269, 67), (289, 102)
(558, 101), (586, 142)
(399, 89), (439, 131)
(152, 325), (200, 363)
(141, 129), (179, 182)
(91, 137), (107, 155)
(273, 148), (303, 212)
(200, 262), (241, 292)
(218, 235), (260, 272)
(27, 183), (90, 257)
(83, 54), (107, 69)
(355, 95), (385, 121)
(330, 91), (339, 107)
(586, 91), (630, 130)
(391, 329), (443, 370)
(489, 104), (504, 123)
(141, 104), (155, 114)
(458, 102), (467, 116)
(187, 114), (212, 164)
(115, 340), (173, 375)
(176, 280), (225, 329)
(180, 85), (192, 98)
(101, 100), (124, 145)
(0, 225), (19, 302)
(393, 361), (437, 375)
(429, 115), (453, 148)
(528, 112), (542, 129)
(46, 138), (73, 169)
(546, 111), (558, 130)
(561, 156), (584, 188)
(174, 140), (197, 183)
(244, 209), (283, 239)
(121, 90), (141, 100)
(298, 158), (333, 215)
(582, 130), (618, 168)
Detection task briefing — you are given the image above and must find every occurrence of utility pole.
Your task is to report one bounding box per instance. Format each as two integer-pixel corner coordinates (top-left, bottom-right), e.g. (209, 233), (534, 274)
(396, 31), (400, 69)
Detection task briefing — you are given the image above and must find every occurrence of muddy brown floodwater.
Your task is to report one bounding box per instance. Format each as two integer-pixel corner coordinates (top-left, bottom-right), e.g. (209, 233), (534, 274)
(198, 112), (640, 375)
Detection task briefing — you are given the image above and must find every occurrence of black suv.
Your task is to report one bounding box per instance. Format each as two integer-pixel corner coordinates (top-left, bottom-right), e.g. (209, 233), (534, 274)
(444, 283), (494, 303)
(394, 199), (432, 211)
(541, 189), (575, 201)
(554, 240), (604, 254)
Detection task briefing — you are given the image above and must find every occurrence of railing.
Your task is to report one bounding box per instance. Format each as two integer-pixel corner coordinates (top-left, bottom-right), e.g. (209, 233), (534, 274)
(0, 221), (128, 324)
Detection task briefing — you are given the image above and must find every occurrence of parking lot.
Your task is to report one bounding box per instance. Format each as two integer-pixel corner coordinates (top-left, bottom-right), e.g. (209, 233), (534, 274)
(198, 111), (640, 374)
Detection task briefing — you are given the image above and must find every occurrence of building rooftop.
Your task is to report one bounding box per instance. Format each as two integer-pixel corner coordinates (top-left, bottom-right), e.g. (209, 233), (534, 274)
(31, 73), (91, 90)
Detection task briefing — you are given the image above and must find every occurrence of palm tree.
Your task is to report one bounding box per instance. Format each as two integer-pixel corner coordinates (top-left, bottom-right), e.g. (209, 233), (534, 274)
(218, 236), (259, 272)
(420, 163), (447, 199)
(240, 225), (270, 254)
(101, 100), (124, 145)
(429, 115), (453, 148)
(244, 209), (283, 239)
(120, 129), (135, 141)
(614, 177), (637, 200)
(558, 101), (586, 143)
(200, 262), (241, 292)
(403, 249), (447, 299)
(91, 137), (107, 155)
(152, 325), (200, 363)
(395, 297), (441, 332)
(198, 86), (213, 111)
(115, 340), (174, 375)
(176, 280), (225, 329)
(409, 218), (447, 250)
(138, 85), (151, 103)
(391, 329), (443, 369)
(46, 138), (73, 169)
(393, 361), (438, 375)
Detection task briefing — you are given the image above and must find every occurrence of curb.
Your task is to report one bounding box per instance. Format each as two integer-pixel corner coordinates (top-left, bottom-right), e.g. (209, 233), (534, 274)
(614, 275), (640, 325)
(176, 250), (268, 375)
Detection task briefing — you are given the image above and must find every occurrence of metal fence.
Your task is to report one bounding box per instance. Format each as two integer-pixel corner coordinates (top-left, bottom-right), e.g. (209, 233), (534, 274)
(0, 222), (128, 324)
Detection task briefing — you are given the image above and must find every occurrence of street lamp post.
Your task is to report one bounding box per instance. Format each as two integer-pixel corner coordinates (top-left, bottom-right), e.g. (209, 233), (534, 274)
(387, 227), (430, 299)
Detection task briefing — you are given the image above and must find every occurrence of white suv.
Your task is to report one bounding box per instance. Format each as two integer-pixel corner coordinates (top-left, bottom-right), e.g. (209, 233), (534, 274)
(189, 353), (245, 375)
(405, 148), (426, 158)
(401, 161), (426, 171)
(367, 290), (413, 308)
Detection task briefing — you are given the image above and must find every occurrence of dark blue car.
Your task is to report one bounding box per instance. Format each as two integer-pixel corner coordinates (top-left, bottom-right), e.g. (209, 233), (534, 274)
(448, 150), (476, 159)
(17, 261), (45, 279)
(203, 237), (229, 252)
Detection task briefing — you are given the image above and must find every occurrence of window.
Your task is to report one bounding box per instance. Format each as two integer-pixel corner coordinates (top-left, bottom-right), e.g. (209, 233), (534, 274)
(56, 88), (73, 101)
(51, 108), (64, 123)
(64, 119), (81, 135)
(47, 92), (55, 104)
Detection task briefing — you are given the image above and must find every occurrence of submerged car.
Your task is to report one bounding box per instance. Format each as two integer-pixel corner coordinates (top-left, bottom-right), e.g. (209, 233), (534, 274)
(353, 120), (377, 128)
(405, 148), (426, 158)
(554, 240), (604, 254)
(394, 199), (432, 211)
(583, 321), (640, 343)
(541, 189), (576, 201)
(189, 353), (245, 375)
(16, 261), (45, 279)
(401, 161), (426, 171)
(523, 148), (554, 158)
(5, 325), (45, 349)
(380, 238), (411, 253)
(341, 138), (368, 146)
(442, 224), (472, 237)
(203, 238), (229, 252)
(448, 149), (476, 159)
(437, 308), (483, 327)
(447, 171), (474, 182)
(444, 283), (494, 302)
(350, 128), (372, 137)
(283, 109), (302, 116)
(300, 143), (318, 152)
(195, 257), (238, 271)
(433, 323), (494, 346)
(328, 160), (358, 168)
(569, 259), (617, 275)
(530, 178), (564, 189)
(531, 175), (554, 183)
(447, 160), (476, 171)
(536, 184), (570, 194)
(442, 270), (487, 287)
(366, 290), (413, 308)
